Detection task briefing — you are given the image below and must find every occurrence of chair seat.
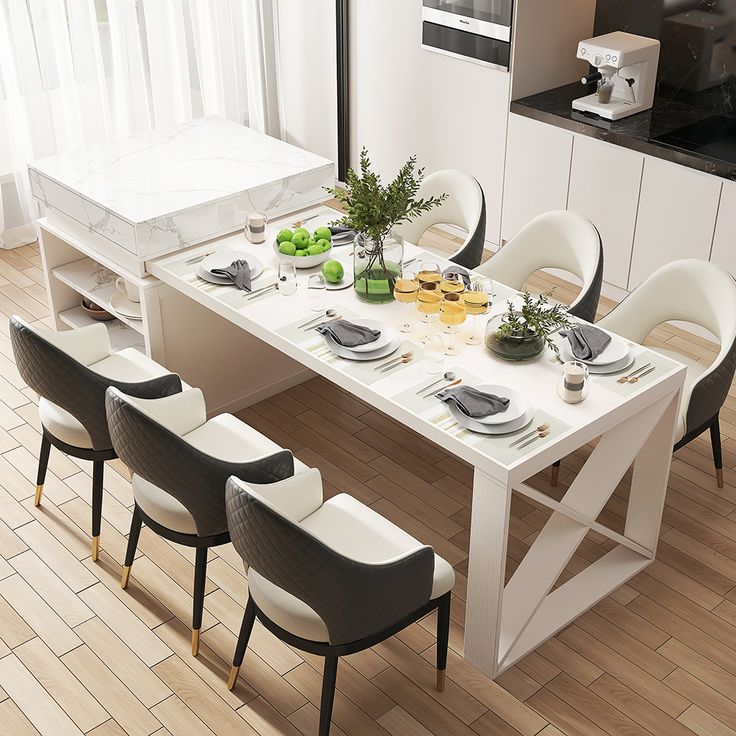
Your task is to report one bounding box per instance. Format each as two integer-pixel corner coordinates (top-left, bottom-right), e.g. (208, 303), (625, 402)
(648, 346), (708, 441)
(39, 348), (174, 449)
(133, 413), (308, 534)
(248, 493), (455, 643)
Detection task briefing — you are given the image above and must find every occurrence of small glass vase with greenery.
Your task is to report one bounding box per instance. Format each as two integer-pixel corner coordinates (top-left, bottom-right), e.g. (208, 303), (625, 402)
(485, 291), (572, 361)
(327, 149), (447, 303)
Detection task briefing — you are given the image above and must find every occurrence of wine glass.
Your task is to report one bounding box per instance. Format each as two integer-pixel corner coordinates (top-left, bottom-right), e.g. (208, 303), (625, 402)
(464, 279), (491, 345)
(417, 262), (441, 286)
(440, 272), (466, 296)
(278, 261), (297, 296)
(416, 281), (442, 337)
(439, 292), (466, 356)
(307, 273), (326, 311)
(393, 269), (419, 333)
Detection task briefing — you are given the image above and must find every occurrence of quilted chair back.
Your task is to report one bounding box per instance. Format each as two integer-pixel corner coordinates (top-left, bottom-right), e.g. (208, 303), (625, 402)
(105, 388), (295, 538)
(10, 316), (182, 451)
(225, 476), (435, 646)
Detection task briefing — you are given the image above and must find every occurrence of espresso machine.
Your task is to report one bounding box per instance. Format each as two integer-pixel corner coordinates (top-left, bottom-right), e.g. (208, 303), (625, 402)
(572, 32), (660, 121)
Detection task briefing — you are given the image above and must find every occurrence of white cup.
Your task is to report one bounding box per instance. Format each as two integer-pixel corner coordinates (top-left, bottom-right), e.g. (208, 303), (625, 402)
(115, 277), (140, 303)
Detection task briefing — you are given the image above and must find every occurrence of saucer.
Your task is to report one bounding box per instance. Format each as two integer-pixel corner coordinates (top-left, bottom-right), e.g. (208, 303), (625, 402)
(110, 292), (142, 320)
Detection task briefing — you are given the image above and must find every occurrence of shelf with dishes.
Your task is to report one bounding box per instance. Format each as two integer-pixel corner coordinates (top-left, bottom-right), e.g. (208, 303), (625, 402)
(58, 305), (145, 352)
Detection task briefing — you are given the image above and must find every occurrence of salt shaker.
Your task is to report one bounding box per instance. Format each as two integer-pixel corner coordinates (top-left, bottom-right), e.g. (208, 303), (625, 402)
(557, 360), (589, 404)
(245, 211), (267, 244)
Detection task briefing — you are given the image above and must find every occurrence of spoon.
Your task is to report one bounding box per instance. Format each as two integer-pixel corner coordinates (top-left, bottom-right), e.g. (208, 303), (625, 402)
(374, 351), (413, 371)
(422, 378), (461, 398)
(307, 315), (342, 331)
(414, 371), (457, 395)
(298, 309), (337, 329)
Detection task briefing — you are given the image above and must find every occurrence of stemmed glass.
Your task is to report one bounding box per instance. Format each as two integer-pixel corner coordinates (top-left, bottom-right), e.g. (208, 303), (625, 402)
(393, 269), (420, 333)
(416, 281), (442, 341)
(440, 272), (466, 297)
(439, 293), (466, 356)
(417, 262), (442, 322)
(464, 279), (492, 345)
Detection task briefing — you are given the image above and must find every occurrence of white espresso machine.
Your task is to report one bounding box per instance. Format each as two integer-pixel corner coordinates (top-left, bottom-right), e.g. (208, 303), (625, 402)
(573, 32), (660, 121)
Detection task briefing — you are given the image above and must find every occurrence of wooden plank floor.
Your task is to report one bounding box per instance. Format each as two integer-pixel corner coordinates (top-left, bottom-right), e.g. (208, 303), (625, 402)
(0, 238), (736, 735)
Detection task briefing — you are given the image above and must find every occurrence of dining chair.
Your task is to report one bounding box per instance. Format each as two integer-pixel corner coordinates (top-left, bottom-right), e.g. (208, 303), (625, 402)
(597, 258), (736, 488)
(476, 210), (604, 323)
(224, 470), (455, 736)
(104, 385), (303, 655)
(394, 169), (486, 270)
(10, 316), (182, 560)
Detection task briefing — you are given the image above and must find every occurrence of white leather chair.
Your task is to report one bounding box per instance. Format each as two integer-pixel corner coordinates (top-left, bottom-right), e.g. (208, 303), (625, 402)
(10, 317), (182, 560)
(395, 169), (486, 270)
(225, 470), (455, 736)
(477, 211), (604, 323)
(598, 259), (736, 487)
(105, 386), (307, 655)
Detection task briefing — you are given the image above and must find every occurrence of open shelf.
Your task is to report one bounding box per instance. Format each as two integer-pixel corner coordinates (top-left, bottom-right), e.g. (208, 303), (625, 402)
(58, 306), (145, 353)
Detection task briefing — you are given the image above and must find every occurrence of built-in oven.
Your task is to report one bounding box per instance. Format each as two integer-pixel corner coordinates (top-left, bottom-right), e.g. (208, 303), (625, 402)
(421, 0), (514, 70)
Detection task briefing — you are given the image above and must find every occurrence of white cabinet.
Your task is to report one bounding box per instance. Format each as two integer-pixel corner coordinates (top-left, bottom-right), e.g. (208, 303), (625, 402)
(628, 158), (722, 289)
(501, 115), (573, 243)
(568, 137), (644, 290)
(711, 180), (736, 278)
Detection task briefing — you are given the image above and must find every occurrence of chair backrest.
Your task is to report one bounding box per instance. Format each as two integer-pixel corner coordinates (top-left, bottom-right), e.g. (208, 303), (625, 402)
(105, 387), (295, 538)
(478, 211), (604, 322)
(395, 169), (486, 270)
(10, 316), (182, 451)
(599, 259), (736, 433)
(225, 473), (435, 646)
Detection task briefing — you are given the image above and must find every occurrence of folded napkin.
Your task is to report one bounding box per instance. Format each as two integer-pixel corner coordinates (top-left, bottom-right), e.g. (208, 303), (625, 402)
(560, 324), (611, 361)
(211, 259), (252, 291)
(329, 226), (355, 236)
(436, 386), (510, 419)
(442, 266), (471, 288)
(316, 319), (381, 348)
(329, 226), (356, 245)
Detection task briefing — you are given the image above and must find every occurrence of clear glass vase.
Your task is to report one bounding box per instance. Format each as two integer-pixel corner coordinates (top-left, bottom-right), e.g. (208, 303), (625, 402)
(353, 231), (404, 303)
(484, 314), (546, 361)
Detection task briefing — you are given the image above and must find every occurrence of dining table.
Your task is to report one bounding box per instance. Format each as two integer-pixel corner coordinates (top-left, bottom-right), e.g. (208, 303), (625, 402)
(147, 204), (686, 680)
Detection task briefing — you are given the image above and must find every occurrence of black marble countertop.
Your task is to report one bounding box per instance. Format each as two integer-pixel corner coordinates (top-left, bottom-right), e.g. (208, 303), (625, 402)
(510, 83), (736, 182)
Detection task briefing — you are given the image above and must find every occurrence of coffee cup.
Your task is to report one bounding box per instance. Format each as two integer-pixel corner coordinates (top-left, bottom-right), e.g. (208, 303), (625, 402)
(115, 277), (140, 303)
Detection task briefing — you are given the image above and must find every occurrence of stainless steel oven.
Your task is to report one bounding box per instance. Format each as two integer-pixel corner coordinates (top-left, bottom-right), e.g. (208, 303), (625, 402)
(421, 0), (514, 70)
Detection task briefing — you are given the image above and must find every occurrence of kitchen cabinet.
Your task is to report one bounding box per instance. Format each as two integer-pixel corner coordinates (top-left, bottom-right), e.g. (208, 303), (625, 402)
(628, 158), (722, 289)
(567, 136), (644, 290)
(710, 180), (736, 279)
(501, 115), (573, 243)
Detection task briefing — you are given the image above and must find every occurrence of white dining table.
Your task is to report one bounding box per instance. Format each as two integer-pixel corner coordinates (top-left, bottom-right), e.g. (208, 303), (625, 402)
(147, 204), (686, 680)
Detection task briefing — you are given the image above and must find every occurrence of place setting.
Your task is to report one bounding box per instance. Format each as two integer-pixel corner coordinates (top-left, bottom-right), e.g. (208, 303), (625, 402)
(192, 249), (281, 303)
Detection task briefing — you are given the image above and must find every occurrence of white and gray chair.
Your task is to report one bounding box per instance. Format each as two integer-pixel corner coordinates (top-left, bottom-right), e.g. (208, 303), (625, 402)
(395, 169), (486, 270)
(477, 210), (604, 323)
(10, 316), (182, 560)
(104, 386), (303, 655)
(224, 470), (455, 736)
(598, 259), (736, 488)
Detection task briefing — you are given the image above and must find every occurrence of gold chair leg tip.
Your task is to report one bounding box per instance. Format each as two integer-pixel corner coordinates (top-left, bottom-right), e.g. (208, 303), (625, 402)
(192, 629), (200, 657)
(436, 669), (446, 692)
(91, 536), (100, 562)
(227, 665), (240, 690)
(717, 468), (724, 488)
(34, 484), (43, 506)
(121, 566), (130, 590)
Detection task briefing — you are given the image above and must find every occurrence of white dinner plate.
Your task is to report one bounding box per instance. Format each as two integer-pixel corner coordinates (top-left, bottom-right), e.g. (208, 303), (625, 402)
(584, 349), (635, 374)
(560, 332), (629, 366)
(324, 334), (402, 361)
(454, 383), (530, 426)
(325, 263), (354, 291)
(325, 319), (397, 354)
(448, 403), (535, 435)
(110, 292), (142, 320)
(198, 250), (264, 285)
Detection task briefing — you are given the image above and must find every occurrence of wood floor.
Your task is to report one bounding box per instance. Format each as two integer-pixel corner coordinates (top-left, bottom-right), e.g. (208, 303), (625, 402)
(0, 237), (736, 736)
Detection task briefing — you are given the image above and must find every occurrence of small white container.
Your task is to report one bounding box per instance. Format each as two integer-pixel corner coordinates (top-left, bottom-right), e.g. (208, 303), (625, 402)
(557, 360), (589, 404)
(245, 212), (267, 243)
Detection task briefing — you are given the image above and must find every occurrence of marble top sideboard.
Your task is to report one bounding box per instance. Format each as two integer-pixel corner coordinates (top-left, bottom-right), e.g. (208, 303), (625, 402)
(28, 116), (334, 271)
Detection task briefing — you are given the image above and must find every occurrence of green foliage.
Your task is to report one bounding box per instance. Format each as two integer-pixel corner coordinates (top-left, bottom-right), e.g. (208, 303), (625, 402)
(495, 291), (572, 356)
(327, 148), (447, 244)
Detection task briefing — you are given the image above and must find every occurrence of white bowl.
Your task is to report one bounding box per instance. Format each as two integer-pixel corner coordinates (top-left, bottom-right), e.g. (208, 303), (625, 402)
(273, 238), (333, 269)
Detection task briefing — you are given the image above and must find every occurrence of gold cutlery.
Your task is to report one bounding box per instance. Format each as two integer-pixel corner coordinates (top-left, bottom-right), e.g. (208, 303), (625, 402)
(374, 351), (413, 370)
(414, 371), (457, 395)
(617, 362), (652, 384)
(307, 315), (342, 331)
(292, 214), (319, 228)
(185, 250), (214, 265)
(297, 309), (338, 329)
(517, 428), (551, 450)
(421, 378), (461, 398)
(509, 421), (551, 448)
(379, 356), (414, 373)
(629, 366), (656, 384)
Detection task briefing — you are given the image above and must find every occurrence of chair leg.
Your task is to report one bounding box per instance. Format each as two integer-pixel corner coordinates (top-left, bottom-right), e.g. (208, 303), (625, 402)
(192, 547), (208, 656)
(436, 592), (451, 692)
(551, 460), (560, 487)
(318, 656), (339, 736)
(91, 461), (104, 561)
(228, 596), (256, 690)
(711, 415), (724, 489)
(34, 434), (52, 506)
(121, 505), (143, 590)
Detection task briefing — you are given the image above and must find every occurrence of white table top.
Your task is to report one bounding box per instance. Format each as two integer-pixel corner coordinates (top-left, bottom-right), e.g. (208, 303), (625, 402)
(149, 205), (686, 485)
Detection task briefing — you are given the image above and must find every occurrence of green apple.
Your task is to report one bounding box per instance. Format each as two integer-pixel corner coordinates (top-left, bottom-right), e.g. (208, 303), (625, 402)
(322, 259), (344, 283)
(293, 227), (310, 238)
(278, 242), (297, 256)
(276, 228), (294, 243)
(314, 226), (332, 242)
(292, 231), (310, 248)
(306, 244), (323, 256)
(295, 249), (307, 257)
(316, 238), (331, 253)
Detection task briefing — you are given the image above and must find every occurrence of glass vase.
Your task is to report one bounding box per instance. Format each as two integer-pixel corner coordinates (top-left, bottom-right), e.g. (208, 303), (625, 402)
(353, 231), (404, 303)
(484, 314), (546, 361)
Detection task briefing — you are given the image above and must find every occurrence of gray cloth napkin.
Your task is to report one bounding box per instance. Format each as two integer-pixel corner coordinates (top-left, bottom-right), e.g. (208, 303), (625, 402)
(329, 226), (356, 245)
(560, 324), (611, 361)
(316, 319), (381, 348)
(437, 386), (510, 418)
(211, 259), (252, 291)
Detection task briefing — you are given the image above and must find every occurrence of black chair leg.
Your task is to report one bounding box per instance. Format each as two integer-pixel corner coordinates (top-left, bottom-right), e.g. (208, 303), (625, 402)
(711, 415), (724, 489)
(34, 433), (52, 506)
(192, 547), (208, 656)
(436, 592), (451, 692)
(91, 460), (104, 561)
(551, 460), (561, 487)
(228, 596), (256, 690)
(121, 505), (143, 590)
(319, 656), (339, 736)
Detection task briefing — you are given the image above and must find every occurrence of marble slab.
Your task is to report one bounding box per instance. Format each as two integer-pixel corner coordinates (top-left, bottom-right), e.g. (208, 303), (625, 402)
(28, 116), (334, 263)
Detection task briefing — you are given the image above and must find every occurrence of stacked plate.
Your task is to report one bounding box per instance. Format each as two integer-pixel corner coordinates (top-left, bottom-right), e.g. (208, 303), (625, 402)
(321, 319), (401, 361)
(447, 384), (534, 435)
(559, 332), (634, 374)
(197, 250), (265, 285)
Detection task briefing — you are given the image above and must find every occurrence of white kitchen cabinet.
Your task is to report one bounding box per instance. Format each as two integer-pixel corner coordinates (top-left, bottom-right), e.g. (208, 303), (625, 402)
(711, 179), (736, 278)
(501, 114), (573, 243)
(628, 158), (722, 289)
(567, 136), (644, 289)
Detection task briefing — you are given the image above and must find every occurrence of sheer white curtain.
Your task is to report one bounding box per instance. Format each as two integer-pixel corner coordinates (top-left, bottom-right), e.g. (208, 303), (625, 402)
(0, 0), (281, 248)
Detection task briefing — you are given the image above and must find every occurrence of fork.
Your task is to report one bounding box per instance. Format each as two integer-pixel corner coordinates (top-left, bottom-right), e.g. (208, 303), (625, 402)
(517, 428), (551, 450)
(509, 421), (551, 447)
(617, 362), (652, 384)
(185, 250), (214, 265)
(629, 366), (656, 383)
